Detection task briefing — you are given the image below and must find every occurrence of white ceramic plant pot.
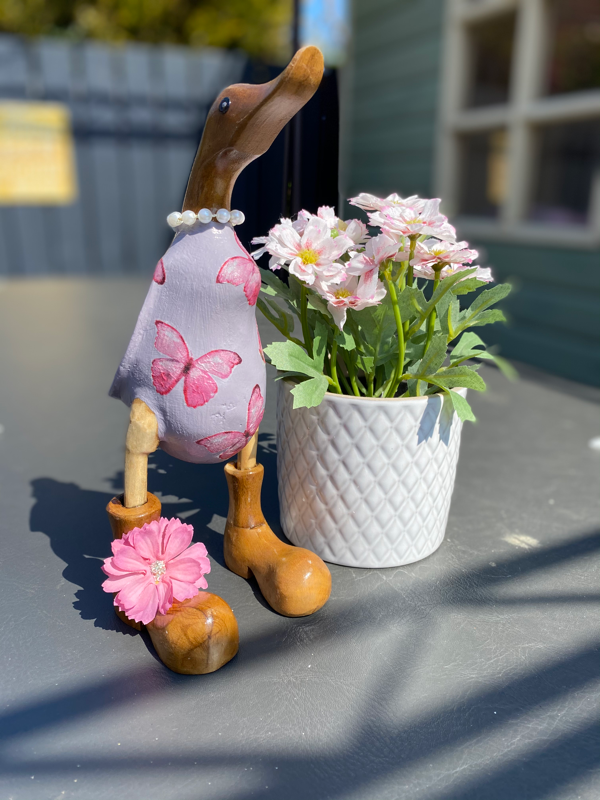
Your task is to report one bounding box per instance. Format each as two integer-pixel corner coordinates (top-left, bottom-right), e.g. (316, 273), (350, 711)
(276, 381), (468, 568)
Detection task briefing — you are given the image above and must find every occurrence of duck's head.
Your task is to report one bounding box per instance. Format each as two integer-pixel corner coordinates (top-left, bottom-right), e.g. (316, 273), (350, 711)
(182, 46), (324, 213)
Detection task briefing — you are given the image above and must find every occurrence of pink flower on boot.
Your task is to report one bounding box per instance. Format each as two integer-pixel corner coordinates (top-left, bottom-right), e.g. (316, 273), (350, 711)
(102, 518), (211, 625)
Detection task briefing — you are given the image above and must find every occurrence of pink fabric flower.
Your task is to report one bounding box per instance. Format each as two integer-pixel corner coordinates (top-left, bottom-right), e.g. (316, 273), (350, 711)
(349, 192), (423, 212)
(413, 238), (478, 269)
(369, 199), (457, 241)
(413, 262), (493, 283)
(410, 238), (491, 282)
(252, 216), (352, 285)
(102, 518), (211, 625)
(346, 233), (406, 276)
(314, 269), (386, 330)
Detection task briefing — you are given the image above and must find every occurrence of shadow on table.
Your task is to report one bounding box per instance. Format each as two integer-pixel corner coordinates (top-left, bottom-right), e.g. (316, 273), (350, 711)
(28, 433), (280, 632)
(1, 630), (599, 800)
(25, 452), (600, 799)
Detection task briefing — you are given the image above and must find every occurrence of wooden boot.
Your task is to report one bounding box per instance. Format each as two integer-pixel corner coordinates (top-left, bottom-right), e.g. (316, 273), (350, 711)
(223, 443), (331, 616)
(146, 593), (239, 675)
(106, 399), (239, 673)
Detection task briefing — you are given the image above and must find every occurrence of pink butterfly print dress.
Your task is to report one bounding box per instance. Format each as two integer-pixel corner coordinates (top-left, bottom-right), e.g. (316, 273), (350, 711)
(109, 222), (266, 464)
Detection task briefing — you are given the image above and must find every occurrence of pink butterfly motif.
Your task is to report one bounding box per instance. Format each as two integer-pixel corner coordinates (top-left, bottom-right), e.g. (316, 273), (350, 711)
(153, 258), (166, 285)
(151, 321), (241, 409)
(196, 384), (265, 460)
(216, 255), (261, 306)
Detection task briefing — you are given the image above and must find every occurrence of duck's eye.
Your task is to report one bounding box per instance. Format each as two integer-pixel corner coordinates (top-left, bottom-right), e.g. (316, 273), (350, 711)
(219, 97), (231, 114)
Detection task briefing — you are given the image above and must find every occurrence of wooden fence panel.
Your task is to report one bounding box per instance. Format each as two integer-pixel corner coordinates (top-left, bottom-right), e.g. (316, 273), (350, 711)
(37, 37), (88, 275)
(0, 35), (246, 276)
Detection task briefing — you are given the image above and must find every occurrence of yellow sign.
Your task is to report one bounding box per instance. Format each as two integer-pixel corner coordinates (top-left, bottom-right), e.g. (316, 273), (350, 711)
(0, 102), (77, 205)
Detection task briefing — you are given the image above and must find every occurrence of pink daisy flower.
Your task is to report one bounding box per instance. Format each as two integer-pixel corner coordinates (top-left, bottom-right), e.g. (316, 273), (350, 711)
(102, 517), (211, 625)
(252, 216), (352, 285)
(348, 192), (424, 212)
(346, 233), (406, 276)
(369, 199), (457, 241)
(314, 268), (386, 330)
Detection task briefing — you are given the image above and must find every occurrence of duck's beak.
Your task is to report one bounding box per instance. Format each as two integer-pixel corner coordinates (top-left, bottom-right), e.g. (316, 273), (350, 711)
(183, 46), (324, 211)
(230, 45), (325, 158)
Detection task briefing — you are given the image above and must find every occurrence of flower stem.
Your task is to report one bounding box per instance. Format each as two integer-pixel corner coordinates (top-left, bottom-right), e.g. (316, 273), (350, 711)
(384, 272), (405, 398)
(300, 284), (313, 358)
(337, 360), (352, 394)
(423, 274), (441, 355)
(346, 351), (361, 397)
(367, 372), (374, 397)
(330, 340), (342, 393)
(406, 236), (418, 287)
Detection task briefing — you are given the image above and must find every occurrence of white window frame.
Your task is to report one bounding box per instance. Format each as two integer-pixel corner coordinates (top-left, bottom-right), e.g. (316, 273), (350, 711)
(435, 0), (600, 249)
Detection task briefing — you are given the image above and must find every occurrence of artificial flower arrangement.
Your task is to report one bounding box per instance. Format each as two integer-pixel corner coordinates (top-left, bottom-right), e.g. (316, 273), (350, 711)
(252, 193), (514, 421)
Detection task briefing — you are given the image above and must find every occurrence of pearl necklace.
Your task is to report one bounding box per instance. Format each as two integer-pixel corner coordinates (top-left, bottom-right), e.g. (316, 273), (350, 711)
(167, 208), (245, 229)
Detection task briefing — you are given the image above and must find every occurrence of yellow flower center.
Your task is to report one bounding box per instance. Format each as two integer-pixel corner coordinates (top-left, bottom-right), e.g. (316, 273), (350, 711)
(334, 288), (352, 299)
(297, 248), (319, 265)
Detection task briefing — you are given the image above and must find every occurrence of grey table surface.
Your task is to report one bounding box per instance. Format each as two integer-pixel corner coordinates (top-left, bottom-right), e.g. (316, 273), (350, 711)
(0, 277), (598, 800)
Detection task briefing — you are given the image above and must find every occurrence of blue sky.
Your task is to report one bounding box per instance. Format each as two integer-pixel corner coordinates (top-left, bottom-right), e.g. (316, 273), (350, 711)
(300, 0), (350, 66)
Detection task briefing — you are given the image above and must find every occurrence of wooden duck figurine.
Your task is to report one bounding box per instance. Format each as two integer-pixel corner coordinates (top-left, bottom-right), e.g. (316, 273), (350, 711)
(106, 46), (332, 674)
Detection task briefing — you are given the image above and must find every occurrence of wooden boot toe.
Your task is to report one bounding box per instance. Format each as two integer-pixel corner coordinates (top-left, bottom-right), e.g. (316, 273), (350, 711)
(147, 593), (239, 674)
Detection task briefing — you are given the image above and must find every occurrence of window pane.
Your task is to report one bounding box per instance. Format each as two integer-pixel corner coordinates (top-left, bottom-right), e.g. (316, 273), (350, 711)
(466, 13), (516, 107)
(546, 0), (600, 95)
(458, 130), (508, 217)
(528, 118), (600, 225)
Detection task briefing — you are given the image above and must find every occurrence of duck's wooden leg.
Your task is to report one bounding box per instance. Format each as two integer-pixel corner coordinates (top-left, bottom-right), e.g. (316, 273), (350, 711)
(224, 431), (332, 616)
(105, 400), (239, 673)
(106, 399), (162, 630)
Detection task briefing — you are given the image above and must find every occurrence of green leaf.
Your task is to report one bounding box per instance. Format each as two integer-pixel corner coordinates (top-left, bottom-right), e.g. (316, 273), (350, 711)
(452, 277), (488, 296)
(290, 376), (329, 408)
(469, 351), (518, 380)
(435, 366), (487, 391)
(439, 296), (459, 337)
(335, 328), (356, 351)
(467, 308), (506, 328)
(261, 269), (295, 303)
(313, 318), (329, 371)
(355, 294), (397, 362)
(411, 332), (447, 377)
(451, 331), (486, 358)
(404, 336), (426, 364)
(446, 390), (476, 422)
(408, 268), (476, 337)
(356, 354), (374, 373)
(307, 292), (328, 315)
(396, 286), (425, 322)
(469, 283), (512, 315)
(257, 296), (295, 339)
(434, 291), (453, 331)
(263, 340), (323, 379)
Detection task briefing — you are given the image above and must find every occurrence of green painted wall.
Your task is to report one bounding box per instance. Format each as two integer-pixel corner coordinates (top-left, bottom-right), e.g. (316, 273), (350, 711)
(346, 0), (445, 198)
(345, 0), (600, 386)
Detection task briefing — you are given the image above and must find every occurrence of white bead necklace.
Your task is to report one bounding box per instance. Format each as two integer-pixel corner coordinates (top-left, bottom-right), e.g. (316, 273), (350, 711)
(167, 208), (245, 229)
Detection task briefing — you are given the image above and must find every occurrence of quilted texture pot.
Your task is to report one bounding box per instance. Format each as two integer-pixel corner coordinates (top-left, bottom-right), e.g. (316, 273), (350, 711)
(276, 382), (467, 568)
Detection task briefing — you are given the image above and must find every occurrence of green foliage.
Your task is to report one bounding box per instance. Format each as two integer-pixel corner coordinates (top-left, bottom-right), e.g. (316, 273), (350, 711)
(255, 209), (514, 421)
(0, 0), (292, 61)
(260, 266), (512, 421)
